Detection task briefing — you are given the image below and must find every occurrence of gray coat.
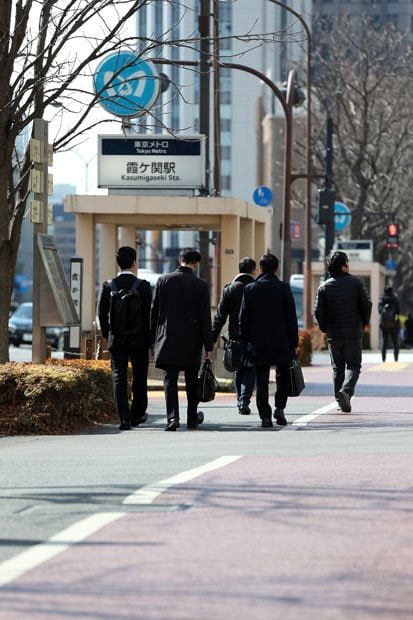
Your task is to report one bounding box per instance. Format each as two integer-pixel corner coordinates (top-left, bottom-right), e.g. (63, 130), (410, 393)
(150, 266), (213, 370)
(239, 273), (299, 366)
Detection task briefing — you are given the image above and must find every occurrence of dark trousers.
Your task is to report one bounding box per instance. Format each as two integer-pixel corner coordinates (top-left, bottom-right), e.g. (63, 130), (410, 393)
(110, 347), (149, 422)
(327, 338), (362, 399)
(255, 364), (289, 419)
(381, 329), (399, 361)
(163, 365), (199, 424)
(234, 364), (256, 406)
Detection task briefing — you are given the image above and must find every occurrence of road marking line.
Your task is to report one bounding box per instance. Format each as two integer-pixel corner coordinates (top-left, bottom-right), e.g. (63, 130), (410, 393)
(123, 455), (242, 505)
(0, 512), (124, 588)
(292, 401), (338, 427)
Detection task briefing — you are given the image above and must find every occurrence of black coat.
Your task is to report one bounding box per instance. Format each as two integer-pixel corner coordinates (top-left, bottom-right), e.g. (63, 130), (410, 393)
(150, 266), (213, 370)
(378, 291), (400, 329)
(314, 272), (372, 340)
(239, 273), (299, 366)
(98, 273), (152, 350)
(212, 273), (255, 341)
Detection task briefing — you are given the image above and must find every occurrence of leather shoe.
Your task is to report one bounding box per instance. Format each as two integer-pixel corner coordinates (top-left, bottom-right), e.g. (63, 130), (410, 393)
(238, 404), (251, 415)
(164, 418), (180, 431)
(337, 390), (351, 413)
(119, 420), (131, 430)
(261, 417), (273, 428)
(131, 412), (148, 427)
(274, 408), (288, 426)
(187, 411), (204, 430)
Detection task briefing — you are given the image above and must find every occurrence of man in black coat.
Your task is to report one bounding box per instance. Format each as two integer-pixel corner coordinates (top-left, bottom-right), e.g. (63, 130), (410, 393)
(314, 250), (372, 413)
(239, 254), (299, 428)
(150, 248), (213, 431)
(98, 246), (152, 431)
(212, 257), (256, 415)
(378, 286), (400, 362)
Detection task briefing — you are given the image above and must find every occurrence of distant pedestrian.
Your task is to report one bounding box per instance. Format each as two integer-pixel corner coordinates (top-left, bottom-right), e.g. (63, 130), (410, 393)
(403, 313), (413, 348)
(239, 254), (299, 428)
(378, 286), (400, 362)
(150, 248), (213, 431)
(314, 251), (372, 413)
(98, 246), (152, 431)
(212, 257), (257, 415)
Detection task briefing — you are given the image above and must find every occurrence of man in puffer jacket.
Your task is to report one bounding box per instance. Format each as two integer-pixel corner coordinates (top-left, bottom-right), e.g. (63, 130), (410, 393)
(212, 257), (256, 415)
(314, 250), (372, 413)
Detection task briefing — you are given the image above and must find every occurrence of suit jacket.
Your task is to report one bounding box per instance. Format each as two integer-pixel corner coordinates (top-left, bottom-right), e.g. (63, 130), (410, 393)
(239, 273), (298, 366)
(98, 272), (152, 350)
(212, 273), (255, 341)
(150, 266), (213, 370)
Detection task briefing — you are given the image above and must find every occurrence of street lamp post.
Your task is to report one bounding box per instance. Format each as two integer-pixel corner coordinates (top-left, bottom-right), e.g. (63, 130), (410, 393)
(267, 0), (313, 328)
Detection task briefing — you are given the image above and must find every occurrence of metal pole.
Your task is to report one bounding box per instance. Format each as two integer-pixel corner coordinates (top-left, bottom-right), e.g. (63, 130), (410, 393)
(324, 117), (335, 259)
(32, 119), (49, 364)
(266, 0), (313, 326)
(199, 0), (211, 284)
(281, 69), (296, 284)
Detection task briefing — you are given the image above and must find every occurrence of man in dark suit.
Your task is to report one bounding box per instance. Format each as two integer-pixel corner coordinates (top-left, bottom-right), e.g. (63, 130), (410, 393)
(239, 254), (299, 428)
(150, 247), (213, 431)
(98, 246), (152, 431)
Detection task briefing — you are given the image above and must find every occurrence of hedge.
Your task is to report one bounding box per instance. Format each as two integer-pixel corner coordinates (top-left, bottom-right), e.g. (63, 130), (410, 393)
(0, 359), (115, 436)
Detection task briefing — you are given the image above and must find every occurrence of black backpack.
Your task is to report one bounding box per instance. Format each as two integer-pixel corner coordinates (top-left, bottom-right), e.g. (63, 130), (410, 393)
(108, 279), (142, 336)
(381, 302), (397, 329)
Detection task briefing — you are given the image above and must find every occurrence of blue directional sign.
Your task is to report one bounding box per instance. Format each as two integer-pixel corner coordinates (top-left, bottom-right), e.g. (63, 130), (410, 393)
(334, 201), (351, 232)
(94, 52), (159, 118)
(253, 186), (273, 207)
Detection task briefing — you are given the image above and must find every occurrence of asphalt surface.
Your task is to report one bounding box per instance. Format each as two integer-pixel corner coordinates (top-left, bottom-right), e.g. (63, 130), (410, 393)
(0, 350), (412, 619)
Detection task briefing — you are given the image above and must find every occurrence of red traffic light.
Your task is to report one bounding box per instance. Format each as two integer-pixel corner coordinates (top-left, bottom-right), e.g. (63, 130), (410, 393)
(386, 222), (399, 248)
(387, 223), (398, 236)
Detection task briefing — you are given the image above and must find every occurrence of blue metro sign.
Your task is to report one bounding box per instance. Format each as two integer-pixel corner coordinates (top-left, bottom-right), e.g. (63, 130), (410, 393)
(94, 51), (159, 118)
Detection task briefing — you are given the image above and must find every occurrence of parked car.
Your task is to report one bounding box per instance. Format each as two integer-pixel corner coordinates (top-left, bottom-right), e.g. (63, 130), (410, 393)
(8, 302), (63, 350)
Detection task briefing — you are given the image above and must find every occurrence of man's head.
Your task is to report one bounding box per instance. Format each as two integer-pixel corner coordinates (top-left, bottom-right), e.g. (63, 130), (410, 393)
(116, 246), (136, 270)
(259, 254), (279, 275)
(239, 257), (256, 275)
(384, 286), (393, 295)
(179, 247), (201, 269)
(325, 251), (349, 276)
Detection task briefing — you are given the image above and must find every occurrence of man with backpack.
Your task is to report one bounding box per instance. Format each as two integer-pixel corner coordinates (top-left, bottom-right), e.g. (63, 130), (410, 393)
(378, 286), (400, 362)
(98, 246), (152, 430)
(212, 257), (257, 416)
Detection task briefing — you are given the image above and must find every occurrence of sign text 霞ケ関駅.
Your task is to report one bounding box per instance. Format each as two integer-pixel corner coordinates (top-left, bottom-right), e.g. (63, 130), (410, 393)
(98, 135), (205, 190)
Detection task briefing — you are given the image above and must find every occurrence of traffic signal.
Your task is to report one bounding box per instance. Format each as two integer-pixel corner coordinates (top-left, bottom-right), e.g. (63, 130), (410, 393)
(317, 188), (335, 224)
(386, 222), (399, 249)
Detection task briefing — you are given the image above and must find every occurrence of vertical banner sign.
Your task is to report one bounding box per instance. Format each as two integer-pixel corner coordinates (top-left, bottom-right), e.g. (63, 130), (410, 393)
(69, 258), (83, 350)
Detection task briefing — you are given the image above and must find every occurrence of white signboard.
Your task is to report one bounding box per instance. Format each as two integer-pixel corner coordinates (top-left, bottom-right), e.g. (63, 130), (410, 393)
(98, 134), (205, 189)
(337, 240), (373, 262)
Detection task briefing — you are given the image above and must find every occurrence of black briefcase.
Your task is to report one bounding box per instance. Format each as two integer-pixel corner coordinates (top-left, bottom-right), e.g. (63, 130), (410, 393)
(288, 358), (305, 397)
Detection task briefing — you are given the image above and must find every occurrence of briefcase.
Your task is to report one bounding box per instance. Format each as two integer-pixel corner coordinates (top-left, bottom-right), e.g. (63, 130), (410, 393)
(288, 358), (305, 397)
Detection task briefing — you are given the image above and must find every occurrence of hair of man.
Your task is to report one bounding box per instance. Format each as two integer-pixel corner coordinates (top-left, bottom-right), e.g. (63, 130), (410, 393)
(259, 253), (279, 274)
(179, 247), (202, 265)
(239, 257), (256, 274)
(116, 246), (136, 270)
(325, 250), (348, 276)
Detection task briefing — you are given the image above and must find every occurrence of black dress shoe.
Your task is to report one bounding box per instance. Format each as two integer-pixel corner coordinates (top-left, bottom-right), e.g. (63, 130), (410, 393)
(131, 412), (148, 427)
(164, 419), (180, 431)
(274, 408), (288, 426)
(187, 411), (204, 430)
(119, 420), (131, 430)
(261, 417), (273, 428)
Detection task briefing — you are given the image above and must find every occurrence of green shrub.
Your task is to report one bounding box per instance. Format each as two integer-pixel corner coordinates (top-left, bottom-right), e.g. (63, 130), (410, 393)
(0, 360), (115, 436)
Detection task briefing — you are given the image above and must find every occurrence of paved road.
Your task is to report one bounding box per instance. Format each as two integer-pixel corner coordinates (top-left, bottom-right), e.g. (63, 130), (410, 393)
(0, 351), (412, 618)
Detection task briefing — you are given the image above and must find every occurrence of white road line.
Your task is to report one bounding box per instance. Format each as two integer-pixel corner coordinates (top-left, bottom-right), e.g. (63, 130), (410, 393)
(123, 455), (242, 505)
(0, 511), (124, 588)
(292, 401), (339, 427)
